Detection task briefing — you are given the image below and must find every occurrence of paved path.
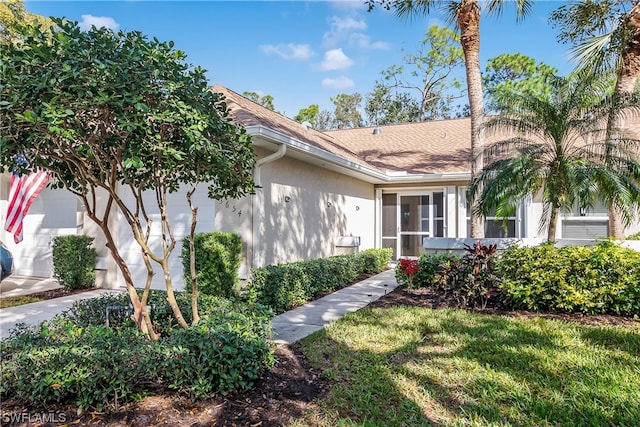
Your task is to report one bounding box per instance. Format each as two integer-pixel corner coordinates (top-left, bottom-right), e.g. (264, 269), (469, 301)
(0, 269), (400, 343)
(271, 268), (398, 344)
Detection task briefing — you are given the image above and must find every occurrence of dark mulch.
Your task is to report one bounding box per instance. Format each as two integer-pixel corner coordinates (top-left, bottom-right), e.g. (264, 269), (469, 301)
(23, 286), (99, 300)
(2, 281), (639, 426)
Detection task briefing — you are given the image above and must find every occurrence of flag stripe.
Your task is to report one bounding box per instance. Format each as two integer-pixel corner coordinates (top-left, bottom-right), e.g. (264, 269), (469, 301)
(4, 170), (49, 244)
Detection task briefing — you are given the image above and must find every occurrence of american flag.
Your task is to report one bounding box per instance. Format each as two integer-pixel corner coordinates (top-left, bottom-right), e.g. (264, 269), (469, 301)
(4, 168), (49, 244)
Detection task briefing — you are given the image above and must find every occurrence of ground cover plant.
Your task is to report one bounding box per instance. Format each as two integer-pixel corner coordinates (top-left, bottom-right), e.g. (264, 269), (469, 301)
(0, 291), (274, 413)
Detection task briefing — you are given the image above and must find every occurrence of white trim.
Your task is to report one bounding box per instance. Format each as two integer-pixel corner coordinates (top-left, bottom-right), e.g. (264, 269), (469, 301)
(446, 186), (457, 238)
(375, 188), (382, 249)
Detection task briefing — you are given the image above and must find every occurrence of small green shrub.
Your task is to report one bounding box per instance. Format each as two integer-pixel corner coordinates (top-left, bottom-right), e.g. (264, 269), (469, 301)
(359, 248), (393, 273)
(182, 232), (242, 297)
(495, 242), (640, 316)
(51, 235), (97, 290)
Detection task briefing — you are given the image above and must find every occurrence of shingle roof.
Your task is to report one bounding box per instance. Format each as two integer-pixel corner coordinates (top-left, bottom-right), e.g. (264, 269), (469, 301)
(211, 85), (640, 176)
(210, 85), (378, 171)
(325, 120), (473, 174)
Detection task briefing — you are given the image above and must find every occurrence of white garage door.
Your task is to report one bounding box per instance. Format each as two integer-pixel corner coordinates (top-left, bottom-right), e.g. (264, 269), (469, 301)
(1, 186), (78, 277)
(116, 185), (216, 291)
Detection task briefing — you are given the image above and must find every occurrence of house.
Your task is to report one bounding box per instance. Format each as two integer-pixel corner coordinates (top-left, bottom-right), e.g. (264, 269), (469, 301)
(1, 86), (639, 290)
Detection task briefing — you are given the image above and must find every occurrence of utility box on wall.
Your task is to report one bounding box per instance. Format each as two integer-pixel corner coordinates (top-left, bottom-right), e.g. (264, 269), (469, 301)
(334, 236), (361, 255)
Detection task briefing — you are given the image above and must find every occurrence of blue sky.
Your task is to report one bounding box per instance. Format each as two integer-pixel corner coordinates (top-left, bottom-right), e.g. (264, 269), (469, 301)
(25, 1), (574, 118)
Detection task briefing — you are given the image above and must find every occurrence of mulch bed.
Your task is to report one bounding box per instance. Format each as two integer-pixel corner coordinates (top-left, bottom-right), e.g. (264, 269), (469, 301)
(2, 283), (639, 426)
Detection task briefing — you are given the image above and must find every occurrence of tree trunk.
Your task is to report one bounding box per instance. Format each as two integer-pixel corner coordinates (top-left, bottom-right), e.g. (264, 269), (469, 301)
(186, 189), (200, 325)
(607, 2), (640, 239)
(547, 206), (559, 243)
(458, 0), (485, 238)
(162, 259), (189, 328)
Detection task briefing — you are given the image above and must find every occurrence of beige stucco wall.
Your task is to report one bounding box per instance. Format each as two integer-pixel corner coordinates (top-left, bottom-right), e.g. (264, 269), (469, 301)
(215, 147), (376, 271)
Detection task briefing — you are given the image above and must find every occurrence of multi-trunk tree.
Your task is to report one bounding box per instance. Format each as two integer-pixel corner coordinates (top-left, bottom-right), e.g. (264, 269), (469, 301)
(0, 19), (256, 338)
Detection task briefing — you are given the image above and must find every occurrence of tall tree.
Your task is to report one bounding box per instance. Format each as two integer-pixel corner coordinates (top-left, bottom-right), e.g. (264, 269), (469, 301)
(242, 91), (275, 111)
(379, 25), (465, 121)
(365, 82), (421, 125)
(367, 0), (533, 238)
(483, 53), (558, 114)
(315, 109), (335, 131)
(469, 73), (640, 242)
(550, 0), (640, 238)
(0, 19), (256, 337)
(294, 104), (320, 127)
(331, 93), (364, 129)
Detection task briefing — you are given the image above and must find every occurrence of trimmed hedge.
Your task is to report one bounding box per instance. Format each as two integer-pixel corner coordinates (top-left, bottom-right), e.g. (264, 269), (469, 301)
(495, 242), (640, 316)
(182, 232), (243, 297)
(244, 248), (393, 314)
(0, 292), (273, 412)
(51, 235), (97, 290)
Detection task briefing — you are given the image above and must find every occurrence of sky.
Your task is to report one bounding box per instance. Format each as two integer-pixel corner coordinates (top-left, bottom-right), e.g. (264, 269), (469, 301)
(24, 0), (576, 118)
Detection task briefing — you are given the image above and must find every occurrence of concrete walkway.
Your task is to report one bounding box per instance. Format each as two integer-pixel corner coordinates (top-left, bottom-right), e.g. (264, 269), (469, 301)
(0, 269), (400, 343)
(0, 275), (125, 339)
(271, 268), (399, 344)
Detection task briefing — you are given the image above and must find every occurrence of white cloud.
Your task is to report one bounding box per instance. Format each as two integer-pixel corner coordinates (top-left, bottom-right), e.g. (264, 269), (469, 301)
(323, 16), (366, 46)
(78, 15), (120, 31)
(322, 76), (355, 90)
(323, 15), (389, 50)
(348, 33), (391, 50)
(260, 43), (315, 60)
(319, 48), (354, 71)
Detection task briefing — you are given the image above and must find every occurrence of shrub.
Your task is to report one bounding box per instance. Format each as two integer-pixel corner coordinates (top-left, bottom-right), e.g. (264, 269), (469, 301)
(396, 243), (500, 309)
(182, 232), (243, 297)
(451, 241), (499, 309)
(395, 258), (420, 288)
(395, 253), (459, 289)
(51, 235), (97, 290)
(359, 248), (393, 273)
(245, 251), (389, 314)
(495, 242), (640, 316)
(0, 296), (273, 412)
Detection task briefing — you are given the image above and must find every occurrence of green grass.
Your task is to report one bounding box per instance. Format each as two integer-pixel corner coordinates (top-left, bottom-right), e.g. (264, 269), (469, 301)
(299, 307), (640, 427)
(0, 295), (41, 308)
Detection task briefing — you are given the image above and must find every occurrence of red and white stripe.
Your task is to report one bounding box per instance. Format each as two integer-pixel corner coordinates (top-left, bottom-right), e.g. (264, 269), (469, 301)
(4, 170), (49, 244)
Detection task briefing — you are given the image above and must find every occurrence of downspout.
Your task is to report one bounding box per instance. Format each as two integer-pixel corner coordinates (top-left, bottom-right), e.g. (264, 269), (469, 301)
(252, 143), (287, 271)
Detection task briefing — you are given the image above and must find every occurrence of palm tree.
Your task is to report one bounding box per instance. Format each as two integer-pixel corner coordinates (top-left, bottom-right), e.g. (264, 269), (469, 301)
(550, 0), (640, 238)
(367, 0), (533, 238)
(469, 73), (640, 242)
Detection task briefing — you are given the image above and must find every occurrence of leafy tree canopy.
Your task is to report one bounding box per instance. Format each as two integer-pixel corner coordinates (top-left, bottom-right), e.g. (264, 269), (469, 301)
(243, 91), (275, 111)
(1, 18), (255, 199)
(0, 18), (256, 334)
(483, 53), (558, 113)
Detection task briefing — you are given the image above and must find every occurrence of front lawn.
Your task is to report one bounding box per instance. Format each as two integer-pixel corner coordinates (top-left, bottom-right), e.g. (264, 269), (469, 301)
(299, 307), (640, 426)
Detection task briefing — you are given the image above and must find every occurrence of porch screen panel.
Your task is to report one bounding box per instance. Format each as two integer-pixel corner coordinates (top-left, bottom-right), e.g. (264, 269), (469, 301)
(382, 193), (397, 259)
(401, 235), (424, 258)
(401, 195), (429, 232)
(434, 192), (444, 237)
